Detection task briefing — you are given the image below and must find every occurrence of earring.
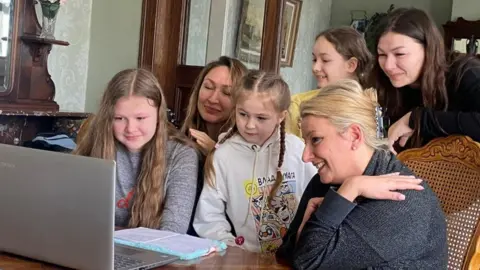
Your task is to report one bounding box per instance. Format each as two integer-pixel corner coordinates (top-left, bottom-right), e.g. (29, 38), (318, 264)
(352, 146), (357, 150)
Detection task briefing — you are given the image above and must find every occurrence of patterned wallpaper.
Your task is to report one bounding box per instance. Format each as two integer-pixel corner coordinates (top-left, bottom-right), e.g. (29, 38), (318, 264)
(280, 0), (332, 94)
(36, 0), (92, 112)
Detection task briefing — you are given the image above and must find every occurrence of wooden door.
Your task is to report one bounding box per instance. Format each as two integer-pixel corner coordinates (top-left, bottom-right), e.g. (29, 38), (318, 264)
(138, 0), (284, 126)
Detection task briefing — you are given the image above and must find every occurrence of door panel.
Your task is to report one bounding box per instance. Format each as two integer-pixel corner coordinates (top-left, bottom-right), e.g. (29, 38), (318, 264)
(174, 65), (203, 124)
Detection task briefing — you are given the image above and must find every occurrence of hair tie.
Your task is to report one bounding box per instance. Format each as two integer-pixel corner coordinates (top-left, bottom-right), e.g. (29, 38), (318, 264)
(214, 143), (220, 149)
(277, 166), (282, 172)
(375, 105), (385, 139)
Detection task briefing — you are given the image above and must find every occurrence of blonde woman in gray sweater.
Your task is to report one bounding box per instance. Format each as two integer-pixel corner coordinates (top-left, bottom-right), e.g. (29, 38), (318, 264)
(277, 80), (447, 269)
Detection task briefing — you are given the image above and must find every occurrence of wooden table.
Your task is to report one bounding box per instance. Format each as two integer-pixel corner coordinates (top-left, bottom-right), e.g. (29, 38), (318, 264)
(0, 247), (290, 269)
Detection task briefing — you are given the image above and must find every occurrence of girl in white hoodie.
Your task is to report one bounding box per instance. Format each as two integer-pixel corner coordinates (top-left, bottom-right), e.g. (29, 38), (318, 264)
(193, 70), (317, 253)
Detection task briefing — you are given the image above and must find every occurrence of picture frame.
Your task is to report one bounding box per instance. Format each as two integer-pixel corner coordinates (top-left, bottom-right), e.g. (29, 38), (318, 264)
(280, 0), (302, 67)
(235, 0), (265, 65)
(235, 0), (302, 67)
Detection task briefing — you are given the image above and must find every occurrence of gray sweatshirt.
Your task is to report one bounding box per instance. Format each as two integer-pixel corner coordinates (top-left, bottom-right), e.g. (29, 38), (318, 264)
(114, 140), (199, 233)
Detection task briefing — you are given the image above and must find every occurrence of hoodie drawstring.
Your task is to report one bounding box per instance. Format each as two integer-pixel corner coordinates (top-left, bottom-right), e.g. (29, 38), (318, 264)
(257, 145), (274, 252)
(242, 144), (258, 228)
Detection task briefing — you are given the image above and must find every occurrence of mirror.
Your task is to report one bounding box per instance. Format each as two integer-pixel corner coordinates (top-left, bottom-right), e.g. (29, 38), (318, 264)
(0, 0), (12, 92)
(453, 38), (480, 55)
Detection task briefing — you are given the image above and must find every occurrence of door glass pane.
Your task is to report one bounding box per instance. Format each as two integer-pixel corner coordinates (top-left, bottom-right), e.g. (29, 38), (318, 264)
(184, 0), (265, 69)
(184, 0), (211, 66)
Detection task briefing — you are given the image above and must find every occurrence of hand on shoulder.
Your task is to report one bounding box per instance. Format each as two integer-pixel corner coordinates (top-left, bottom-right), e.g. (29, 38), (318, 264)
(338, 172), (424, 202)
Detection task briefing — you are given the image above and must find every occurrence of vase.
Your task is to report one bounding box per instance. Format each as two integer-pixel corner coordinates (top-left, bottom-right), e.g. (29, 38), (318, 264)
(39, 0), (61, 40)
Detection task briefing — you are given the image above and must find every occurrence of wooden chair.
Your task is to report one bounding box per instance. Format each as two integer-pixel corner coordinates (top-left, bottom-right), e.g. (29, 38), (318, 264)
(397, 135), (480, 270)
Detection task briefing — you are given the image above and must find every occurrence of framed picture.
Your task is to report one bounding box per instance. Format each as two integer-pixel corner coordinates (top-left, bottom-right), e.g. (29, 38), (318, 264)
(235, 0), (302, 67)
(280, 0), (302, 67)
(235, 0), (265, 65)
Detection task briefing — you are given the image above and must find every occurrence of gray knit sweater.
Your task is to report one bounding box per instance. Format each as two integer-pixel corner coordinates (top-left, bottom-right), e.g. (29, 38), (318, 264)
(114, 140), (199, 234)
(277, 150), (448, 269)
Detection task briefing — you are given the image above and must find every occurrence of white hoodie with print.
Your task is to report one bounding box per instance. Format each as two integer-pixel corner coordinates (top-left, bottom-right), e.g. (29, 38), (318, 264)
(193, 130), (317, 253)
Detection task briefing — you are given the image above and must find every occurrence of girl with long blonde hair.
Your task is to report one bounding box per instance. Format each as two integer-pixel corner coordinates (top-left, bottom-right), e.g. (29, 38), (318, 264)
(74, 68), (199, 233)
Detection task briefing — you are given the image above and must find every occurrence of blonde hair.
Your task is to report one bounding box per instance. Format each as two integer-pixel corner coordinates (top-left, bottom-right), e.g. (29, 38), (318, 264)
(204, 70), (291, 204)
(180, 56), (248, 154)
(300, 79), (388, 151)
(73, 68), (191, 229)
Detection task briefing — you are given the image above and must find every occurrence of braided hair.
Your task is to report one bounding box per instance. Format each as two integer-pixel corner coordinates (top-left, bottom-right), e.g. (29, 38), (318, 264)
(203, 70), (291, 207)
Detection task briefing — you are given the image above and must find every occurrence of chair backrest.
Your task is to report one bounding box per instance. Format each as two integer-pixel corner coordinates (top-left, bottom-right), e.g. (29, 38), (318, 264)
(397, 135), (480, 270)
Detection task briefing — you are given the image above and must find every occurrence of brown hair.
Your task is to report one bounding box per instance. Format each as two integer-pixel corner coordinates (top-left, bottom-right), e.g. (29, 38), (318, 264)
(73, 68), (191, 229)
(370, 8), (449, 126)
(315, 27), (373, 87)
(204, 70), (291, 204)
(180, 56), (248, 151)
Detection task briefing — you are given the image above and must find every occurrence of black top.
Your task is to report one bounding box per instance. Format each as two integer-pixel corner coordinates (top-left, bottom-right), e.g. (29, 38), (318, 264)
(404, 57), (480, 144)
(276, 150), (448, 269)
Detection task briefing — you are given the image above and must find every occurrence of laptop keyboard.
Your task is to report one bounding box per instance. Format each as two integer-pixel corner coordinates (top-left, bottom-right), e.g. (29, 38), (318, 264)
(114, 254), (143, 270)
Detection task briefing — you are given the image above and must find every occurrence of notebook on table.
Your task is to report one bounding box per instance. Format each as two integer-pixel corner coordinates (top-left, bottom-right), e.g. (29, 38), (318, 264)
(115, 227), (227, 260)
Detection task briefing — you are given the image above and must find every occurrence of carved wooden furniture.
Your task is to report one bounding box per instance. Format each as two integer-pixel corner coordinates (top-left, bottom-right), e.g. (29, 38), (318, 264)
(1, 0), (69, 111)
(0, 1), (90, 147)
(443, 17), (480, 56)
(0, 247), (290, 269)
(397, 135), (480, 270)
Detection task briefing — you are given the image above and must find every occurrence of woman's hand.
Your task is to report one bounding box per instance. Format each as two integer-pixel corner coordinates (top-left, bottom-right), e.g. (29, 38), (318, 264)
(387, 112), (413, 154)
(338, 173), (424, 202)
(189, 128), (216, 154)
(296, 197), (324, 243)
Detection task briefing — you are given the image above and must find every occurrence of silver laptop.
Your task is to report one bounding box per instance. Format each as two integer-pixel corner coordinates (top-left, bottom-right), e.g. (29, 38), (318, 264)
(0, 143), (178, 270)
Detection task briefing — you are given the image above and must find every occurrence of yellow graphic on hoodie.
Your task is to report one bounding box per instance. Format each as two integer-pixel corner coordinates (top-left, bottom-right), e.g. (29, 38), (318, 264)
(243, 179), (260, 197)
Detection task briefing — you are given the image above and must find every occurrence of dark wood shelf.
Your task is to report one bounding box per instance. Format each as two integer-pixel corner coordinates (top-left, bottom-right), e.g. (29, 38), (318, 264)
(20, 35), (70, 46)
(0, 109), (91, 118)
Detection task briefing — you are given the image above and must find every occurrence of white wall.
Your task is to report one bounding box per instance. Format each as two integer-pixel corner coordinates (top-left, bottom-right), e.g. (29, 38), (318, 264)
(84, 0), (142, 113)
(451, 0), (480, 20)
(280, 0), (332, 94)
(330, 0), (452, 29)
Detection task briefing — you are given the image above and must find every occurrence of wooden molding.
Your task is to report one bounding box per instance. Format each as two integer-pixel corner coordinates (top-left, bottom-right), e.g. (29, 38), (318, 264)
(259, 0), (284, 72)
(138, 0), (188, 110)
